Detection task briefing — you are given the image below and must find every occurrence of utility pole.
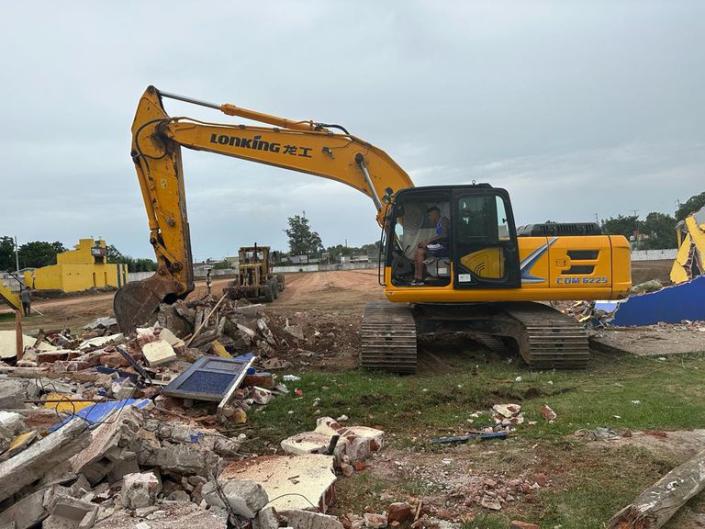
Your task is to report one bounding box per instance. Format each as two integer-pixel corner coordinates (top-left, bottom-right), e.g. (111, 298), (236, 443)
(14, 236), (19, 274)
(632, 210), (639, 250)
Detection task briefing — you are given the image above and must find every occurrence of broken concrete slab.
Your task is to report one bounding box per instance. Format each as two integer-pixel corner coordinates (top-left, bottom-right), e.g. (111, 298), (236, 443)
(142, 340), (177, 366)
(121, 471), (162, 509)
(78, 333), (124, 351)
(282, 509), (344, 529)
(139, 442), (223, 477)
(69, 406), (142, 485)
(281, 431), (331, 456)
(0, 486), (51, 529)
(44, 493), (99, 529)
(314, 417), (384, 464)
(220, 454), (337, 512)
(93, 502), (228, 529)
(0, 418), (89, 503)
(0, 331), (58, 360)
(203, 479), (268, 518)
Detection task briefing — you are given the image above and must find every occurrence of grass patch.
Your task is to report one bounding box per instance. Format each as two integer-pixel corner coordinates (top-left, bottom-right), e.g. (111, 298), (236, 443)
(245, 349), (705, 527)
(248, 351), (705, 446)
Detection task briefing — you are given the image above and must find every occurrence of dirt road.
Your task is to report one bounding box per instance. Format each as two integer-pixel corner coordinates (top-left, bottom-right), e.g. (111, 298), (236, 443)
(273, 269), (383, 312)
(0, 278), (235, 332)
(0, 271), (382, 332)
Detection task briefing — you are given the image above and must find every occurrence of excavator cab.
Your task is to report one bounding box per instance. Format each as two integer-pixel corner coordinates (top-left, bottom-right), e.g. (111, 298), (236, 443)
(385, 185), (521, 289)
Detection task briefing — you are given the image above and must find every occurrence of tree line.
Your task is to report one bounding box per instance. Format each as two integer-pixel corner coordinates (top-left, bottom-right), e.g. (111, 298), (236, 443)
(601, 191), (705, 250)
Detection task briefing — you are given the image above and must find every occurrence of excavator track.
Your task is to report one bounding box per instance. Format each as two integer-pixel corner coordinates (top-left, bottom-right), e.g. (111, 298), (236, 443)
(360, 301), (417, 373)
(503, 302), (590, 369)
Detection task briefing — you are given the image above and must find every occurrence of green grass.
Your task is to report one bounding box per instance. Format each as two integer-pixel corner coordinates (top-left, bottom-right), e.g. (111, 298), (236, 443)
(244, 349), (705, 528)
(248, 351), (705, 445)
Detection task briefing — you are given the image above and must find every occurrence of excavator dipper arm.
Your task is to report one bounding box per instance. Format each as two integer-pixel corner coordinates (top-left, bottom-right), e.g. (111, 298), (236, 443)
(114, 86), (413, 332)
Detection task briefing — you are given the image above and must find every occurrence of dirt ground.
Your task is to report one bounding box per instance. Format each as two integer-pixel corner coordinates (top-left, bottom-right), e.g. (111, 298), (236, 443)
(0, 270), (382, 333)
(632, 259), (674, 285)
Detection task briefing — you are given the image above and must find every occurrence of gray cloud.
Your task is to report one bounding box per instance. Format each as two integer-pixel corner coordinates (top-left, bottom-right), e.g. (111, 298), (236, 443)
(1, 1), (703, 260)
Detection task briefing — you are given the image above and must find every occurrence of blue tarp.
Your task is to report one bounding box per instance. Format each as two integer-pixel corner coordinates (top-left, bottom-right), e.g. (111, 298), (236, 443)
(611, 275), (705, 326)
(50, 398), (151, 431)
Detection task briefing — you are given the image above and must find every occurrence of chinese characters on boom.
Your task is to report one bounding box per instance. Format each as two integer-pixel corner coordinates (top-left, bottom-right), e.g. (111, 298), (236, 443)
(210, 133), (313, 158)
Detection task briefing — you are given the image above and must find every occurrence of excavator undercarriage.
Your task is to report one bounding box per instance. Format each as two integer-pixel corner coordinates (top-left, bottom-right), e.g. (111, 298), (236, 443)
(361, 300), (590, 373)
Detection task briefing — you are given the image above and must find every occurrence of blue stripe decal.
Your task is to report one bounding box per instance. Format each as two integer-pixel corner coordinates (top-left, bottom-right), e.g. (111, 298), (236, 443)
(520, 237), (557, 283)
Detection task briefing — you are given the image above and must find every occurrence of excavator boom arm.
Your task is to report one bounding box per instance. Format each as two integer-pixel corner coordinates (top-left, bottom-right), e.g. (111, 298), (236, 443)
(115, 86), (413, 331)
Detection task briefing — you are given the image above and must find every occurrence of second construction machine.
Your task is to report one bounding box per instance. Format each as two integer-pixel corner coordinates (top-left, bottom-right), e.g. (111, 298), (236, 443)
(114, 86), (632, 373)
(226, 245), (285, 303)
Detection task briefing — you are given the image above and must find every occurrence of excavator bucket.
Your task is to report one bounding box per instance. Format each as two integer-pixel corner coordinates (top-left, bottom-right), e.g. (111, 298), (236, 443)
(113, 274), (182, 334)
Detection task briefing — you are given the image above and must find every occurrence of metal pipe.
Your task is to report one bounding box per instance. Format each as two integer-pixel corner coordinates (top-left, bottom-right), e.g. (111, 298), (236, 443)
(355, 154), (382, 210)
(158, 88), (319, 132)
(158, 90), (222, 111)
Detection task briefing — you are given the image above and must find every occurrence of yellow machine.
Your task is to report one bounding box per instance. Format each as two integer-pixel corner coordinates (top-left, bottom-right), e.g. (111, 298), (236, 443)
(226, 245), (285, 302)
(115, 86), (631, 372)
(670, 207), (704, 284)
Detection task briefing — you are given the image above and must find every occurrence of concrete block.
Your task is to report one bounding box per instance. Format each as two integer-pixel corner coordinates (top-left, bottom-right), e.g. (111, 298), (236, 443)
(44, 495), (99, 529)
(138, 443), (222, 476)
(0, 379), (28, 409)
(142, 340), (177, 366)
(282, 510), (344, 529)
(254, 506), (280, 529)
(203, 479), (268, 519)
(121, 471), (162, 510)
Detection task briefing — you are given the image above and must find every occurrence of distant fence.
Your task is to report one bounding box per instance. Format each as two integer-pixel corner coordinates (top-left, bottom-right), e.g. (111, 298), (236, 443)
(631, 249), (677, 262)
(127, 268), (237, 283)
(127, 272), (155, 283)
(274, 262), (377, 273)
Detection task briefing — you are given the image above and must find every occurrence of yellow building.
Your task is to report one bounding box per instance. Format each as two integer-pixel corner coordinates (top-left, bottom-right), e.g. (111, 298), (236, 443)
(24, 239), (128, 293)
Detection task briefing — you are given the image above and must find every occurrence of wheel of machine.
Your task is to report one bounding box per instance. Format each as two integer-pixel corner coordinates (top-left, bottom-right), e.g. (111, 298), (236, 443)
(276, 273), (285, 291)
(263, 284), (274, 302)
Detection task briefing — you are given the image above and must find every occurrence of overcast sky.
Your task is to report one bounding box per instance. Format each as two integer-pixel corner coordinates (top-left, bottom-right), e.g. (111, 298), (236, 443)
(1, 1), (703, 260)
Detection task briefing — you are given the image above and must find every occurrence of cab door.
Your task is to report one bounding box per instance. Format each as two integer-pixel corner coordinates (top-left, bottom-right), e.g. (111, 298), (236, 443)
(452, 189), (521, 289)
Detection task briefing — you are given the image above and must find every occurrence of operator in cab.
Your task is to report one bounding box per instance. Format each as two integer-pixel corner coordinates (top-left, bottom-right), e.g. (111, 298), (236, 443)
(412, 206), (449, 285)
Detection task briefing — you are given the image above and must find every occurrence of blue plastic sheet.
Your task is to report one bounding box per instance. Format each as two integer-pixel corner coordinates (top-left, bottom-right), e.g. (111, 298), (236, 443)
(50, 398), (151, 431)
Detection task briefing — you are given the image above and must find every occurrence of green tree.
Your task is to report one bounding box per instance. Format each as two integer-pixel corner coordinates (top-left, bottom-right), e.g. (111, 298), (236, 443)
(0, 237), (15, 272)
(641, 212), (677, 249)
(18, 241), (66, 268)
(285, 214), (323, 256)
(106, 244), (157, 272)
(601, 215), (641, 239)
(676, 191), (705, 221)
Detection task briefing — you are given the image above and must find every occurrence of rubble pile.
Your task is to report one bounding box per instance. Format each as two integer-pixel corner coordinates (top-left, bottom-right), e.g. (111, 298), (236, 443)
(0, 294), (391, 529)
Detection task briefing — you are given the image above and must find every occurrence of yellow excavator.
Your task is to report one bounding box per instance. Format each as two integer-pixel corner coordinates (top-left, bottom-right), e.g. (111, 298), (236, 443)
(115, 86), (631, 372)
